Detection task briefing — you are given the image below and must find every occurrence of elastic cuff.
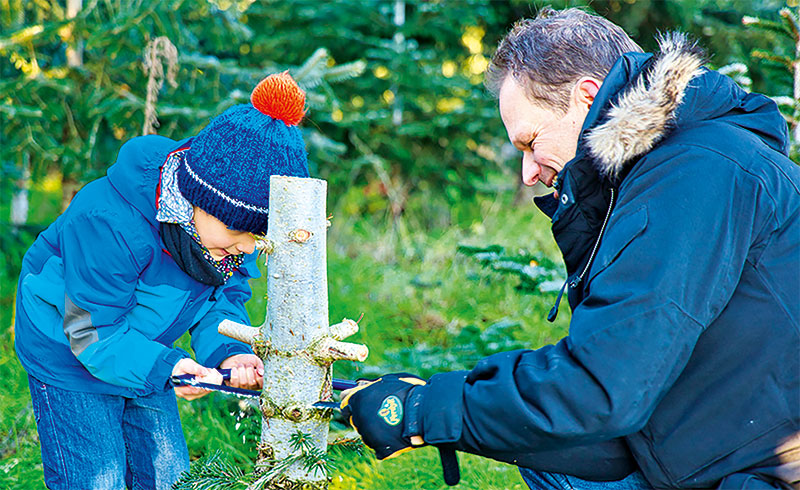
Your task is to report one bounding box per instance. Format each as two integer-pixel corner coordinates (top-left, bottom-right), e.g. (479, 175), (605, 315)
(419, 371), (469, 444)
(146, 348), (189, 392)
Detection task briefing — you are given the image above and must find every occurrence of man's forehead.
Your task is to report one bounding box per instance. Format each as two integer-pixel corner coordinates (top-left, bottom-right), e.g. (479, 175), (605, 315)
(498, 75), (524, 102)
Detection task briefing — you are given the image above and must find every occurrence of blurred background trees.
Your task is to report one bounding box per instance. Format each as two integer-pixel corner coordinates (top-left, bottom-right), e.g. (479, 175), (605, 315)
(2, 0), (795, 232)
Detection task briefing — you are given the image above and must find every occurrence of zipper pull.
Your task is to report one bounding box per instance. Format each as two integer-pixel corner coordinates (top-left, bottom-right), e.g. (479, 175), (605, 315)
(548, 275), (581, 322)
(547, 279), (569, 322)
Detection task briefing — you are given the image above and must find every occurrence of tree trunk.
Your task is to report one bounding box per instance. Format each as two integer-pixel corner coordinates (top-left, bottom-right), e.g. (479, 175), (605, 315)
(10, 154), (30, 226)
(220, 175), (367, 489)
(65, 0), (83, 68)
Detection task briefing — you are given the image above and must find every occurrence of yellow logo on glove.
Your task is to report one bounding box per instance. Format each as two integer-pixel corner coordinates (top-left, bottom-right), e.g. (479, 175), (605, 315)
(378, 395), (403, 426)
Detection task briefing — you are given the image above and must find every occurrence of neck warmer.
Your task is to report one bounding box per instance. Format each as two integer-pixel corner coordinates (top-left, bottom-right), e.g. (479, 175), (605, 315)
(160, 221), (226, 286)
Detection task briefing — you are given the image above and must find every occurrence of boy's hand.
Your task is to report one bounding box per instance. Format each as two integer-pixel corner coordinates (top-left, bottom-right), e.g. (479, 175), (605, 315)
(220, 354), (264, 390)
(171, 358), (223, 400)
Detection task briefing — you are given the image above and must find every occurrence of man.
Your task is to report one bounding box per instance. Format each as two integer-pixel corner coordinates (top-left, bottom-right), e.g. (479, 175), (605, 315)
(341, 8), (800, 490)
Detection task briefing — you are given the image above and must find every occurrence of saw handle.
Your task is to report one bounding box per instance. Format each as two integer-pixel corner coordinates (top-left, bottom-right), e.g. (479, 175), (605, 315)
(171, 370), (359, 392)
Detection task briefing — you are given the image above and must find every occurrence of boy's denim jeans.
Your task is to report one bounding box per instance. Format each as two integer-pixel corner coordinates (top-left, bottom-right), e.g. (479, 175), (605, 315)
(520, 467), (653, 490)
(28, 375), (189, 490)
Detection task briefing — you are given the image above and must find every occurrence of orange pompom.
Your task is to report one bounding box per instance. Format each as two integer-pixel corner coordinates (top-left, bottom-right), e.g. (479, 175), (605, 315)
(250, 71), (306, 126)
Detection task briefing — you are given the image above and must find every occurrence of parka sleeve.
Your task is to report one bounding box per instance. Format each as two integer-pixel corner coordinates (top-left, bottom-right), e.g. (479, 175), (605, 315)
(61, 210), (188, 394)
(416, 148), (766, 453)
(189, 254), (260, 368)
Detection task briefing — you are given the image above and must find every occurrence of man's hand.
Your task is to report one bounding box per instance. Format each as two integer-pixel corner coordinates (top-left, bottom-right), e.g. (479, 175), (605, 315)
(340, 373), (427, 460)
(220, 354), (264, 390)
(171, 358), (223, 400)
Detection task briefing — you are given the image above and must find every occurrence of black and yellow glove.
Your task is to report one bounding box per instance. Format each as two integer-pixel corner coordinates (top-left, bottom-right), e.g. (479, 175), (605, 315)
(340, 373), (460, 485)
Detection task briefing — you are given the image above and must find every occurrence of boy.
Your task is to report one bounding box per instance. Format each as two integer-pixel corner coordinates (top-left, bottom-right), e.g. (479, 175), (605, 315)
(15, 72), (308, 489)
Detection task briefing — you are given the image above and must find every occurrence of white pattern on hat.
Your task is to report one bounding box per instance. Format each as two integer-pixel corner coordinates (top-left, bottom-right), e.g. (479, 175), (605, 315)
(183, 159), (270, 215)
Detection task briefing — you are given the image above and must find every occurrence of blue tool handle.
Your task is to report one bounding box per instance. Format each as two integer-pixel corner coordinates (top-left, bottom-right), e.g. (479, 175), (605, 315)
(219, 370), (358, 391)
(312, 401), (340, 410)
(173, 369), (358, 391)
(169, 376), (261, 398)
(332, 378), (359, 391)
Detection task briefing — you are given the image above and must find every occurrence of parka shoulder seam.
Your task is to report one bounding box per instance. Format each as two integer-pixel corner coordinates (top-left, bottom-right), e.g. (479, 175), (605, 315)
(69, 207), (154, 271)
(645, 139), (778, 210)
(571, 300), (704, 354)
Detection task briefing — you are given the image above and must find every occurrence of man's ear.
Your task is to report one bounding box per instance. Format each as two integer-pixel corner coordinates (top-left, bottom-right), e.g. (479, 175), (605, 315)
(574, 77), (602, 109)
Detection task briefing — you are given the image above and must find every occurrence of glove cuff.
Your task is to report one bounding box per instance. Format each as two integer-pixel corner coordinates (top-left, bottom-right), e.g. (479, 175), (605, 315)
(409, 371), (469, 445)
(403, 385), (424, 440)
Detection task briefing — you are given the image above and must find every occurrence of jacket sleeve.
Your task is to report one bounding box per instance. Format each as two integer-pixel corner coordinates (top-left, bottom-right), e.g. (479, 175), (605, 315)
(415, 147), (764, 454)
(61, 209), (188, 394)
(189, 254), (260, 368)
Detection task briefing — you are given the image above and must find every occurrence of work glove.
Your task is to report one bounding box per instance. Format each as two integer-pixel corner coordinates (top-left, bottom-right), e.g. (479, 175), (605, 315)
(340, 373), (461, 485)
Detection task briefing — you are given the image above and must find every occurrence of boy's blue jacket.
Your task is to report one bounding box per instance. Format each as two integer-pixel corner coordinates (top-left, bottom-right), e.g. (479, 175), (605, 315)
(409, 36), (800, 488)
(15, 135), (257, 397)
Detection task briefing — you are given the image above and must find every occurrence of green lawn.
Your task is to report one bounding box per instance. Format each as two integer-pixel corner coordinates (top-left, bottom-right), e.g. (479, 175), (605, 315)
(1, 188), (569, 489)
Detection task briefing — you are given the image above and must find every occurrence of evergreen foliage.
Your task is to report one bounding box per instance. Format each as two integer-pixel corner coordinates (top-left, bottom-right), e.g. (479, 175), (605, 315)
(2, 0), (793, 226)
(172, 430), (344, 490)
(172, 450), (256, 490)
(744, 6), (800, 157)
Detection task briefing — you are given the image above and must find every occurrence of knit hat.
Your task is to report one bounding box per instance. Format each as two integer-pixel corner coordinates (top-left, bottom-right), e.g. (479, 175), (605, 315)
(178, 71), (309, 236)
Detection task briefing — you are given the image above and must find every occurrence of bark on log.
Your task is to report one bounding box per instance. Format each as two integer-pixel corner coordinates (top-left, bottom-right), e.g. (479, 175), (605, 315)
(219, 175), (367, 489)
(262, 176), (329, 486)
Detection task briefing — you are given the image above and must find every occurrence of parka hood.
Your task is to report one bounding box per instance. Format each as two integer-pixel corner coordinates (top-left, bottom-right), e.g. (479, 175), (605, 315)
(106, 135), (191, 228)
(586, 32), (791, 180)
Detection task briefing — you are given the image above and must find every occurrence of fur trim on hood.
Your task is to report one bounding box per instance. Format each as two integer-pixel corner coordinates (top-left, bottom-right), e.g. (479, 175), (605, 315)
(586, 32), (706, 179)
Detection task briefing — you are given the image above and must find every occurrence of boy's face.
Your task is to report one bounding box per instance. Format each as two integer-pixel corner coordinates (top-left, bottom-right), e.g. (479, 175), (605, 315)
(193, 206), (256, 261)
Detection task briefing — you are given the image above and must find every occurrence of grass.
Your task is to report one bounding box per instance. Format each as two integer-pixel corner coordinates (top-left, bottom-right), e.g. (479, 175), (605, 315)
(0, 186), (570, 489)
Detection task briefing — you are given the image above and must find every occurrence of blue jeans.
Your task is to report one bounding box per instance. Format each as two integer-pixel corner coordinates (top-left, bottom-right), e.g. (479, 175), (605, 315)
(28, 375), (189, 490)
(520, 467), (653, 490)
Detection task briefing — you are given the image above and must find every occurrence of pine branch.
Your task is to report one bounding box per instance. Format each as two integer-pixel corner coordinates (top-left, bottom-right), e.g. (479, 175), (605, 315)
(0, 103), (43, 118)
(322, 61), (368, 84)
(248, 455), (303, 490)
(742, 15), (793, 37)
(171, 451), (255, 490)
(294, 48), (330, 83)
(328, 437), (365, 456)
(751, 50), (793, 69)
(780, 7), (800, 40)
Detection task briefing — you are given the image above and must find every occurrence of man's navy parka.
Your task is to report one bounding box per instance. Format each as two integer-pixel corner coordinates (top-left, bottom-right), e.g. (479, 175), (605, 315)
(409, 35), (800, 489)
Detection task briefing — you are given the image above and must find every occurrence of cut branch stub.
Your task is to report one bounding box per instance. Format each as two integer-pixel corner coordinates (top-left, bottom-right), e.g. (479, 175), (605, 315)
(218, 319), (261, 345)
(313, 337), (369, 364)
(328, 318), (358, 340)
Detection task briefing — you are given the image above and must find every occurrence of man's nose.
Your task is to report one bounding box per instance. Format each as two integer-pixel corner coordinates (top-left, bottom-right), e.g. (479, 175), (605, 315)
(521, 152), (540, 187)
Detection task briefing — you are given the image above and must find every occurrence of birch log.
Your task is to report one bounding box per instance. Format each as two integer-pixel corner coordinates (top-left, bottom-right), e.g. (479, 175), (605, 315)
(261, 175), (330, 486)
(220, 175), (367, 489)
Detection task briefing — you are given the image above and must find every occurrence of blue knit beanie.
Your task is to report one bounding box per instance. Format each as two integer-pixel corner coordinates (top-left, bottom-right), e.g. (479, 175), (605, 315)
(178, 72), (309, 236)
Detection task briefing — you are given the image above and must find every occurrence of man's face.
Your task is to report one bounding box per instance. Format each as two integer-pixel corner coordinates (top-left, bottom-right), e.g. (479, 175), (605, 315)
(499, 76), (590, 188)
(193, 207), (256, 261)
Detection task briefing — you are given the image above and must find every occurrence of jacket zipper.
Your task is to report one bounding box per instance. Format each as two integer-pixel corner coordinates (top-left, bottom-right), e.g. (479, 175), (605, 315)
(547, 188), (616, 322)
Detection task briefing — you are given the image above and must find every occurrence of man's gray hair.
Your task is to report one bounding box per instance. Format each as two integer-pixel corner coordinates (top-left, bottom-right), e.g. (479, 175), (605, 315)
(486, 8), (643, 113)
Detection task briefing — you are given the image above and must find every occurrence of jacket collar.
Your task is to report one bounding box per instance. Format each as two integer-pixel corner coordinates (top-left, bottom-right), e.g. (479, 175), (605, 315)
(584, 32), (706, 180)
